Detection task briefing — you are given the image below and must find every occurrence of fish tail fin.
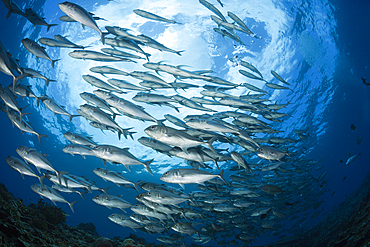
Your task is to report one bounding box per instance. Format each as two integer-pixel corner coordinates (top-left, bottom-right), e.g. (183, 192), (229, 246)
(47, 24), (58, 32)
(46, 79), (56, 87)
(57, 171), (69, 186)
(128, 131), (136, 140)
(176, 50), (185, 56)
(78, 191), (87, 200)
(101, 186), (110, 194)
(174, 106), (180, 113)
(206, 136), (217, 154)
(69, 114), (80, 122)
(143, 159), (154, 175)
(51, 59), (60, 69)
(37, 134), (48, 144)
(218, 169), (228, 185)
(156, 119), (166, 125)
(133, 182), (139, 192)
(5, 10), (13, 19)
(214, 158), (220, 170)
(144, 53), (151, 61)
(13, 73), (30, 91)
(112, 112), (120, 120)
(68, 200), (78, 213)
(38, 175), (45, 187)
(101, 32), (109, 45)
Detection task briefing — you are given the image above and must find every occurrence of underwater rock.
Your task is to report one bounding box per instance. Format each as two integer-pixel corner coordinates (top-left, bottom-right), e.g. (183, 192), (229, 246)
(0, 182), (161, 247)
(93, 237), (115, 247)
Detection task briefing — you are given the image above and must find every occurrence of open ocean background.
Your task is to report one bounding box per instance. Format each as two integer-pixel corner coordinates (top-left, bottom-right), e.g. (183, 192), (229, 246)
(0, 0), (369, 246)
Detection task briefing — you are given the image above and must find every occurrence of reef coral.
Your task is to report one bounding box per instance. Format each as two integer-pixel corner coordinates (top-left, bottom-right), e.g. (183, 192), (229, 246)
(0, 182), (161, 247)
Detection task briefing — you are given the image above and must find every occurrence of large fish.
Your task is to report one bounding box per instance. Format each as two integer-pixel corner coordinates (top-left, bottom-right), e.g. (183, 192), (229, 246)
(5, 156), (43, 183)
(2, 0), (25, 19)
(271, 70), (290, 85)
(143, 62), (212, 80)
(31, 184), (77, 213)
(227, 11), (253, 34)
(92, 193), (132, 211)
(24, 8), (57, 32)
(0, 41), (28, 89)
(107, 79), (149, 92)
(133, 9), (178, 24)
(37, 95), (79, 122)
(69, 50), (134, 62)
(101, 48), (146, 60)
(199, 0), (227, 22)
(144, 125), (217, 153)
(62, 144), (93, 159)
(6, 109), (48, 143)
(82, 75), (124, 94)
(63, 131), (97, 147)
(16, 146), (67, 185)
(22, 38), (59, 68)
(104, 38), (149, 61)
(160, 168), (226, 188)
(89, 66), (129, 77)
(108, 213), (142, 231)
(0, 84), (26, 120)
(58, 1), (106, 44)
(78, 104), (127, 134)
(93, 168), (138, 191)
(80, 92), (116, 115)
(38, 37), (87, 49)
(90, 145), (154, 175)
(105, 96), (164, 125)
(22, 68), (56, 86)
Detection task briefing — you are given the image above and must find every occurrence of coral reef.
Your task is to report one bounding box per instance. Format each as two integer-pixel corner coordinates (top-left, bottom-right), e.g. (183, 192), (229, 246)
(0, 182), (160, 247)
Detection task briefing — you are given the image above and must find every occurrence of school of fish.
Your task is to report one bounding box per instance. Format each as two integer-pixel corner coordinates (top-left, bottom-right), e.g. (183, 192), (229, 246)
(0, 0), (329, 246)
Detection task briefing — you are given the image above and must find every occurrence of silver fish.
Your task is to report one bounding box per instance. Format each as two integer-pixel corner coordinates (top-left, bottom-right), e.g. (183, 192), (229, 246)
(82, 75), (124, 93)
(6, 109), (48, 143)
(31, 184), (77, 213)
(69, 50), (132, 62)
(58, 1), (105, 44)
(22, 68), (56, 86)
(24, 8), (57, 32)
(199, 0), (227, 21)
(92, 194), (132, 211)
(133, 9), (178, 24)
(62, 144), (93, 159)
(22, 38), (59, 68)
(37, 95), (79, 122)
(91, 144), (153, 175)
(93, 167), (138, 191)
(271, 70), (290, 85)
(160, 168), (226, 188)
(89, 66), (129, 77)
(63, 132), (97, 147)
(5, 156), (42, 183)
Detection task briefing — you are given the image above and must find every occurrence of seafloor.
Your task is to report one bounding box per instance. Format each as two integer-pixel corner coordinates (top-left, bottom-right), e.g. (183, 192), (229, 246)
(0, 182), (161, 247)
(1, 170), (370, 247)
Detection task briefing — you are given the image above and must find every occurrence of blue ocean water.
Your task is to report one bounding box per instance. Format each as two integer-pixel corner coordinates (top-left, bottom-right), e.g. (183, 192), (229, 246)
(0, 0), (369, 246)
